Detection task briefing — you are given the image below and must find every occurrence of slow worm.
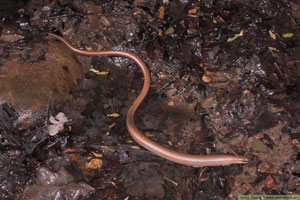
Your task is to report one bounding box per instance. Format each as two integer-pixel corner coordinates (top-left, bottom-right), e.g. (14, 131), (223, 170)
(48, 33), (248, 167)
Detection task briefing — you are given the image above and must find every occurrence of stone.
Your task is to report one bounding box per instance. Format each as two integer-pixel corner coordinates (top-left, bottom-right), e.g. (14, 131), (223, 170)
(0, 39), (85, 129)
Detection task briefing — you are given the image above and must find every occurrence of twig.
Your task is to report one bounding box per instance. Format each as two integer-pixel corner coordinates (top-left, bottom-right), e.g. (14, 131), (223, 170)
(164, 176), (182, 200)
(138, 32), (145, 53)
(45, 91), (52, 126)
(164, 176), (178, 186)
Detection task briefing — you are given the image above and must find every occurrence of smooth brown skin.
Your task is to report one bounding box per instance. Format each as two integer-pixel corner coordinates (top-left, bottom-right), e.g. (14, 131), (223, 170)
(48, 33), (248, 167)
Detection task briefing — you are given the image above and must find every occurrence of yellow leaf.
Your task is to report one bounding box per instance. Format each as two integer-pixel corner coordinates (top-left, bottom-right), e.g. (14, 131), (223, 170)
(227, 34), (239, 42)
(269, 30), (276, 40)
(227, 30), (244, 42)
(282, 33), (293, 38)
(97, 71), (109, 75)
(106, 113), (120, 117)
(131, 146), (141, 150)
(268, 47), (277, 51)
(89, 68), (109, 75)
(109, 123), (116, 129)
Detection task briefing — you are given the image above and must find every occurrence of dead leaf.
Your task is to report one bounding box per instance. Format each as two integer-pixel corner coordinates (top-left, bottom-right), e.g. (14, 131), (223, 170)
(158, 5), (165, 19)
(282, 33), (293, 38)
(269, 30), (276, 40)
(109, 123), (116, 129)
(92, 152), (103, 158)
(47, 112), (71, 136)
(107, 113), (120, 117)
(89, 68), (109, 75)
(85, 158), (103, 169)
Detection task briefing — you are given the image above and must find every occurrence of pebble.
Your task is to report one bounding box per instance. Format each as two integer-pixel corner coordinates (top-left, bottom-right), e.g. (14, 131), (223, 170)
(202, 75), (212, 83)
(167, 101), (174, 107)
(258, 161), (273, 172)
(264, 175), (276, 188)
(86, 5), (103, 24)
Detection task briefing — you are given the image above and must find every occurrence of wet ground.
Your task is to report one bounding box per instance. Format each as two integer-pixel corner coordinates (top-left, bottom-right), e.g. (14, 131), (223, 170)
(0, 0), (300, 199)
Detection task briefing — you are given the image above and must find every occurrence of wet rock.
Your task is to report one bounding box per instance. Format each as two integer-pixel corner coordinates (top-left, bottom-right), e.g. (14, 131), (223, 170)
(21, 166), (94, 199)
(0, 103), (18, 130)
(0, 40), (85, 129)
